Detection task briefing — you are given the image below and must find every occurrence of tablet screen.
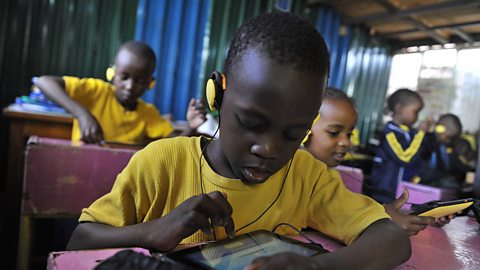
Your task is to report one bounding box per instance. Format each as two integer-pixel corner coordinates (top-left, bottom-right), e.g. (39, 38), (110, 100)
(167, 230), (326, 270)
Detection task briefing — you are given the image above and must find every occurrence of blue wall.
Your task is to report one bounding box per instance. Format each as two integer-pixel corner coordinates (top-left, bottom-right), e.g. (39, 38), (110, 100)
(135, 0), (211, 120)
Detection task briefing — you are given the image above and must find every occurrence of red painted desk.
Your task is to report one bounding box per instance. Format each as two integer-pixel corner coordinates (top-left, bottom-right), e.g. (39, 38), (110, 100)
(19, 137), (139, 270)
(47, 216), (480, 270)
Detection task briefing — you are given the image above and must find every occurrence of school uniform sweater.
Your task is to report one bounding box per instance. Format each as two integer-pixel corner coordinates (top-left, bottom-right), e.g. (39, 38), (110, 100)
(370, 122), (425, 203)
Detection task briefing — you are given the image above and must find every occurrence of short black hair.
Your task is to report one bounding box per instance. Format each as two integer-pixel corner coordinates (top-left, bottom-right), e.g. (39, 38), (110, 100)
(438, 113), (462, 137)
(324, 87), (355, 108)
(116, 41), (156, 72)
(387, 88), (423, 113)
(225, 11), (330, 77)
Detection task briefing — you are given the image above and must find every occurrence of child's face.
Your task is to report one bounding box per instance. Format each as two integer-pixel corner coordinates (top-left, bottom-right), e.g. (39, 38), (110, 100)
(395, 99), (422, 127)
(113, 50), (153, 108)
(213, 48), (326, 184)
(306, 99), (357, 167)
(436, 126), (459, 144)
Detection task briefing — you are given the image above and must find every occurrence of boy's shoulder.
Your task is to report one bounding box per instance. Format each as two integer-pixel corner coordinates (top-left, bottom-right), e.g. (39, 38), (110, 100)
(63, 76), (111, 87)
(138, 136), (200, 158)
(293, 148), (328, 173)
(63, 76), (114, 94)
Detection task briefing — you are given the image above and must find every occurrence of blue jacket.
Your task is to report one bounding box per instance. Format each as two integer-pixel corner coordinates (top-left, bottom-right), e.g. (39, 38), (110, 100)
(370, 122), (426, 203)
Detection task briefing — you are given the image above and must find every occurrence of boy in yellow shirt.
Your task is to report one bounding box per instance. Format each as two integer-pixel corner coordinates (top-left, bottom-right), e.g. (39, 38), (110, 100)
(67, 12), (410, 269)
(35, 41), (206, 144)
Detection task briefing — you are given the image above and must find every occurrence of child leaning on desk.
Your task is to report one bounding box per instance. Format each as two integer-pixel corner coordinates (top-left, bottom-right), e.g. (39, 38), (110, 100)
(303, 88), (452, 236)
(34, 41), (206, 145)
(67, 12), (411, 269)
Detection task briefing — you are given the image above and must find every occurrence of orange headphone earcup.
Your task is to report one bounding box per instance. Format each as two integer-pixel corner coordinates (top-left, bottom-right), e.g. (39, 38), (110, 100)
(148, 79), (156, 89)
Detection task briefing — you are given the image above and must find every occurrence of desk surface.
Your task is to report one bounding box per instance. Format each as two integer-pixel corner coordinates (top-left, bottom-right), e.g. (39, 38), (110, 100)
(3, 104), (73, 123)
(47, 216), (480, 270)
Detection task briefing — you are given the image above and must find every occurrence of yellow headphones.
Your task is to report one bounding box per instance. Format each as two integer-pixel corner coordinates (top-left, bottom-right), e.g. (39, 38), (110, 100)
(301, 113), (321, 145)
(435, 125), (446, 134)
(205, 71), (226, 112)
(105, 65), (156, 89)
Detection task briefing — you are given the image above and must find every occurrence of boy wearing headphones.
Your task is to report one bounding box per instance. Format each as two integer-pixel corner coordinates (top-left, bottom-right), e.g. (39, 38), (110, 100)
(68, 12), (410, 269)
(420, 114), (467, 189)
(35, 41), (206, 144)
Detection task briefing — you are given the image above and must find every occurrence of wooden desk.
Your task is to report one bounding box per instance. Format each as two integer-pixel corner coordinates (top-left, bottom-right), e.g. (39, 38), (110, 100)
(46, 216), (480, 270)
(4, 105), (73, 210)
(2, 105), (72, 270)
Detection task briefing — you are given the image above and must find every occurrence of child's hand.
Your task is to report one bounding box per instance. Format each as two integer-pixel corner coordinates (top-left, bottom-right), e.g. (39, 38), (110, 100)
(245, 252), (323, 270)
(78, 111), (104, 143)
(142, 191), (235, 251)
(434, 214), (456, 227)
(418, 117), (434, 132)
(186, 98), (207, 130)
(384, 189), (436, 236)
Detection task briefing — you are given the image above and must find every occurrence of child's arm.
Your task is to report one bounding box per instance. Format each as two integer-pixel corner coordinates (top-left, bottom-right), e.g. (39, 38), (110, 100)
(246, 219), (410, 270)
(67, 191), (234, 251)
(35, 76), (103, 143)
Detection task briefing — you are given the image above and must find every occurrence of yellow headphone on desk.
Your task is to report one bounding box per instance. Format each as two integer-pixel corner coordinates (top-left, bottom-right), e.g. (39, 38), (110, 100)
(205, 71), (226, 112)
(106, 65), (156, 89)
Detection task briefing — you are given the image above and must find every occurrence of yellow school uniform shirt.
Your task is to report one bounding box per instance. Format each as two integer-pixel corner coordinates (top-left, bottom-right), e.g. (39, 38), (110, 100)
(63, 76), (173, 144)
(80, 136), (389, 245)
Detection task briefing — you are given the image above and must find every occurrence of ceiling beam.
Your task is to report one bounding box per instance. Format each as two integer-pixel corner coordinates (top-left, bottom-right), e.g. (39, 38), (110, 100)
(379, 21), (480, 37)
(390, 33), (480, 50)
(374, 0), (397, 13)
(452, 27), (474, 43)
(404, 17), (448, 44)
(346, 0), (480, 24)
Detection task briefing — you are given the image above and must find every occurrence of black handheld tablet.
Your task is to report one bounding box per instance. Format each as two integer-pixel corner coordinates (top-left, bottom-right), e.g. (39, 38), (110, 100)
(166, 230), (327, 270)
(410, 198), (474, 218)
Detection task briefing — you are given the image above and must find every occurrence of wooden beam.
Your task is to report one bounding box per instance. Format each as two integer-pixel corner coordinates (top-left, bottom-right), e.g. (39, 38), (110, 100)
(404, 17), (448, 45)
(347, 0), (480, 24)
(390, 33), (480, 50)
(380, 21), (480, 37)
(452, 27), (474, 43)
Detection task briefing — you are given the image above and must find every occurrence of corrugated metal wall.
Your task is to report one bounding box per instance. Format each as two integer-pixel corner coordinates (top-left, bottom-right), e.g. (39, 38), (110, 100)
(135, 0), (211, 120)
(308, 6), (351, 89)
(0, 0), (138, 109)
(343, 28), (392, 144)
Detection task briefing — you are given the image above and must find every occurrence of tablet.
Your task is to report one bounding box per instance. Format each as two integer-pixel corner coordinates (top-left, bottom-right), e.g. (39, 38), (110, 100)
(166, 230), (327, 270)
(411, 198), (474, 218)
